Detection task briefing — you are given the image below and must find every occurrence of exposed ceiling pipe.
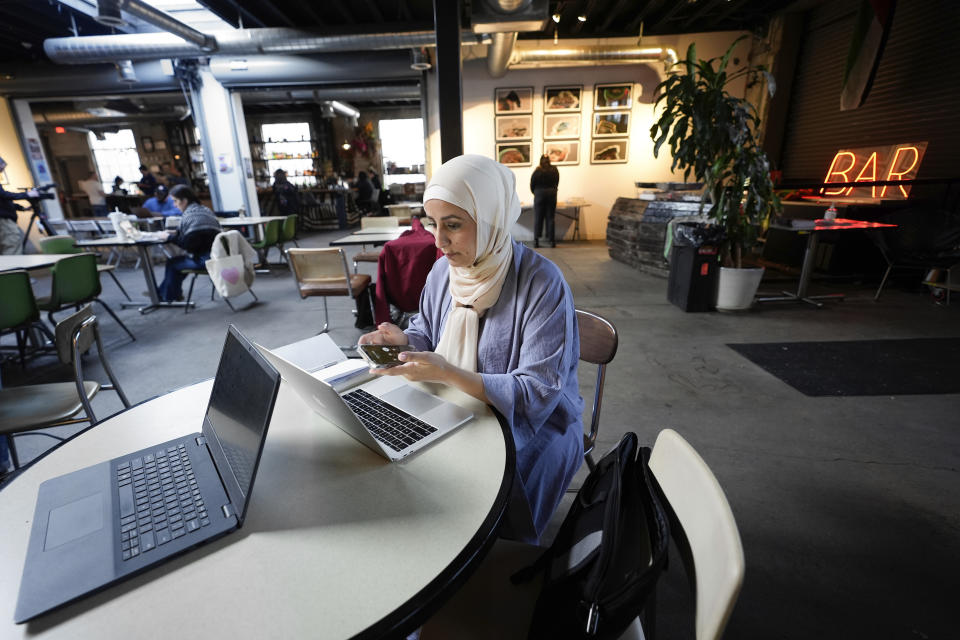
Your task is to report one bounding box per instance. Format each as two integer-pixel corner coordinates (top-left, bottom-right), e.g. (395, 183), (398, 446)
(44, 29), (488, 65)
(507, 46), (679, 70)
(483, 0), (535, 77)
(95, 0), (217, 52)
(487, 32), (517, 78)
(208, 53), (418, 87)
(327, 100), (359, 119)
(33, 110), (185, 125)
(246, 85), (420, 103)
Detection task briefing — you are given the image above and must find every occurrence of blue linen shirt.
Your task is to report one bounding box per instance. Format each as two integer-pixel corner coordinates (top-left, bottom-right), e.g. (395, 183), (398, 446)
(406, 240), (584, 542)
(142, 196), (181, 216)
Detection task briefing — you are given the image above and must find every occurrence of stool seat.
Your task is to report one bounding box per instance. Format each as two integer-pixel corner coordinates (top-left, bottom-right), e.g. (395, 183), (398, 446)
(0, 382), (99, 433)
(297, 273), (371, 298)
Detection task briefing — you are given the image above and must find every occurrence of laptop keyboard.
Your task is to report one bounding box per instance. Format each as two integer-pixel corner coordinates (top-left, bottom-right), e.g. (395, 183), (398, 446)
(115, 443), (210, 561)
(341, 388), (437, 452)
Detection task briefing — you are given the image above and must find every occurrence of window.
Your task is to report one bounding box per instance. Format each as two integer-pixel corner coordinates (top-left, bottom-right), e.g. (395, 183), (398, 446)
(261, 122), (314, 187)
(88, 129), (142, 194)
(379, 119), (425, 187)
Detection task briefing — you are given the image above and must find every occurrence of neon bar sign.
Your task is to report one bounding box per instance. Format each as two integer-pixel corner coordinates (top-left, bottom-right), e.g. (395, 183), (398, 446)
(820, 141), (927, 199)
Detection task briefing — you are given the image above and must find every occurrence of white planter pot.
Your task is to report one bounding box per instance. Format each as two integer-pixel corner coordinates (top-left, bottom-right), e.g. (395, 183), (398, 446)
(716, 267), (765, 311)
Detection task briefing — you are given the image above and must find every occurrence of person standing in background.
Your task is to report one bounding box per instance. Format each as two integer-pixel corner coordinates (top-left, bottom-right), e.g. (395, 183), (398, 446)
(0, 156), (38, 255)
(77, 170), (107, 216)
(530, 154), (560, 248)
(136, 165), (158, 197)
(111, 176), (127, 195)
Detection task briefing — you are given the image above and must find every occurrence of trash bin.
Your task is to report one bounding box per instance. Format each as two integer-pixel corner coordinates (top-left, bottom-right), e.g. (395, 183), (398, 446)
(667, 223), (722, 312)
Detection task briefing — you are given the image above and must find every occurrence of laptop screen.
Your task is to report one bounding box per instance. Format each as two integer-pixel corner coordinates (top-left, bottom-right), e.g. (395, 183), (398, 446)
(202, 327), (281, 522)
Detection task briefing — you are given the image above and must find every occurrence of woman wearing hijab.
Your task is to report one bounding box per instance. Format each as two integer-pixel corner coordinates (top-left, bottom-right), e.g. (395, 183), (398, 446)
(358, 154), (583, 543)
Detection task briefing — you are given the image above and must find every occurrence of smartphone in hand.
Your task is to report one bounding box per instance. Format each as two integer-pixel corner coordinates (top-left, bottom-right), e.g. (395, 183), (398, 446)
(358, 344), (416, 369)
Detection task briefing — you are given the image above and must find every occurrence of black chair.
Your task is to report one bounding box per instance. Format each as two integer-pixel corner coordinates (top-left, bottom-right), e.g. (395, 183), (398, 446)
(870, 208), (960, 302)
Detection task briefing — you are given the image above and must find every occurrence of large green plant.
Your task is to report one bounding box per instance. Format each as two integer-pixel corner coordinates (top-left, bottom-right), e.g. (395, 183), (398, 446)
(651, 37), (780, 268)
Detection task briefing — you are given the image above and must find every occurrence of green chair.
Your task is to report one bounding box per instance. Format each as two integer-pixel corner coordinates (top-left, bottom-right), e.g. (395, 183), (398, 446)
(40, 235), (131, 301)
(35, 253), (136, 342)
(0, 270), (55, 367)
(0, 305), (130, 470)
(278, 214), (300, 256)
(250, 219), (283, 266)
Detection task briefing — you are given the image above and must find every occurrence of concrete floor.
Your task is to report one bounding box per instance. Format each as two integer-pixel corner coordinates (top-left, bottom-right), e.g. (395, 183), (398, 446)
(2, 230), (957, 639)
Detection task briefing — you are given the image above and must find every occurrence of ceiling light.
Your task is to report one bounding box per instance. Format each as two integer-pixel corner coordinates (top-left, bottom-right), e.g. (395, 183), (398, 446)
(552, 13), (561, 23)
(577, 14), (586, 22)
(342, 141), (351, 151)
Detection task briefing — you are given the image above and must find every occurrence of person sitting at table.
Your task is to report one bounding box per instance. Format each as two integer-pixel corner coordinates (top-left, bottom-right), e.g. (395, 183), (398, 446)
(142, 184), (180, 217)
(111, 176), (127, 195)
(353, 171), (376, 213)
(358, 154), (583, 544)
(136, 165), (158, 197)
(272, 169), (300, 215)
(156, 185), (222, 302)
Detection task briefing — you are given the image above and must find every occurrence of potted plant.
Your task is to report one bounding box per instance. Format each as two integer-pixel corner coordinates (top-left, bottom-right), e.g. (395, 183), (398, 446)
(650, 36), (780, 310)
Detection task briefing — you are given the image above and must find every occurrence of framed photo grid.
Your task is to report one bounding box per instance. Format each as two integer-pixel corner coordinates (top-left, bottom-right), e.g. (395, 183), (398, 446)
(543, 113), (580, 140)
(496, 142), (532, 166)
(593, 111), (630, 137)
(495, 114), (533, 141)
(590, 139), (629, 164)
(543, 140), (580, 166)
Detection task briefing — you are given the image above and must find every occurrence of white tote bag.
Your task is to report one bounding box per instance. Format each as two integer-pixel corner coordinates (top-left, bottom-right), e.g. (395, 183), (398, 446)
(205, 252), (248, 298)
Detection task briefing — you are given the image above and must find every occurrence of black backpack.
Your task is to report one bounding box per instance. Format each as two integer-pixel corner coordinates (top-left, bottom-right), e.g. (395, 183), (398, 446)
(515, 432), (670, 639)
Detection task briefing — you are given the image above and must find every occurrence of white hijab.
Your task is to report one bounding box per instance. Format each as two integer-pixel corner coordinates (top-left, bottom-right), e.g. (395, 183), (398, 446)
(424, 154), (521, 372)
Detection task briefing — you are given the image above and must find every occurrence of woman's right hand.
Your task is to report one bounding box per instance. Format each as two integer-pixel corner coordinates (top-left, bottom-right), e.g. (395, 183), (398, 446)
(358, 322), (408, 346)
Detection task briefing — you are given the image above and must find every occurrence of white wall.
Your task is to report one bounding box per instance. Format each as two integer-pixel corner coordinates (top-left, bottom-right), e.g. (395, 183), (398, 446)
(425, 32), (749, 239)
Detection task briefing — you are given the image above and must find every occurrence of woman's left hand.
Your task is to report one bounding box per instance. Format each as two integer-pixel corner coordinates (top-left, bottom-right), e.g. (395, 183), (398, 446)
(372, 350), (452, 384)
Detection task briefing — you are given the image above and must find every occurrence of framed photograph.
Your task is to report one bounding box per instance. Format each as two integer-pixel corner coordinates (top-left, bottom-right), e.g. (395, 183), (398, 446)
(495, 87), (533, 114)
(155, 140), (167, 151)
(495, 114), (533, 140)
(141, 136), (154, 152)
(544, 86), (582, 112)
(593, 111), (630, 137)
(594, 83), (633, 110)
(543, 113), (580, 140)
(496, 142), (532, 166)
(591, 139), (629, 164)
(543, 140), (580, 166)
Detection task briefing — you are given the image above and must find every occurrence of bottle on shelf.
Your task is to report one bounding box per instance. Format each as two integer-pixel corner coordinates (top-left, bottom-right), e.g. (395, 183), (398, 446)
(824, 202), (838, 221)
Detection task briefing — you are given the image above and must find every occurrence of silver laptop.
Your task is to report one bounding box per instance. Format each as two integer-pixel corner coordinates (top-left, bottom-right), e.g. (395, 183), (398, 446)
(257, 346), (473, 461)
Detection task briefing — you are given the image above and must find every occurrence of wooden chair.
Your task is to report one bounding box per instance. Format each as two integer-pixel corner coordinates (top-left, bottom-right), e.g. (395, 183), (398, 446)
(421, 428), (745, 640)
(577, 308), (619, 471)
(0, 305), (131, 471)
(286, 247), (374, 333)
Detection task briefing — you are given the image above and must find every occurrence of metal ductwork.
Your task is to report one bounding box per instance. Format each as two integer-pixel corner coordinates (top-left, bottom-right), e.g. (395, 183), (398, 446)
(33, 110), (185, 126)
(476, 0), (548, 77)
(508, 45), (679, 69)
(44, 29), (487, 65)
(95, 0), (217, 52)
(208, 53), (418, 87)
(327, 100), (359, 119)
(0, 60), (180, 96)
(487, 32), (517, 78)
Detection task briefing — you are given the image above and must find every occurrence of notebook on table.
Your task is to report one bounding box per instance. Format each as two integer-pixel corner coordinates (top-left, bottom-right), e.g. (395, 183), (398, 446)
(15, 326), (281, 623)
(256, 340), (474, 462)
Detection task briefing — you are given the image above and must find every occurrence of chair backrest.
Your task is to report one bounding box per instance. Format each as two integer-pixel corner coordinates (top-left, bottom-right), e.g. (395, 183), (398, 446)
(0, 270), (40, 329)
(286, 248), (352, 292)
(39, 235), (80, 255)
(388, 205), (413, 219)
(67, 220), (102, 236)
(165, 216), (182, 229)
(52, 304), (131, 422)
(281, 214), (298, 241)
(263, 218), (283, 244)
(576, 308), (618, 458)
(649, 429), (745, 640)
(361, 216), (400, 230)
(49, 253), (101, 306)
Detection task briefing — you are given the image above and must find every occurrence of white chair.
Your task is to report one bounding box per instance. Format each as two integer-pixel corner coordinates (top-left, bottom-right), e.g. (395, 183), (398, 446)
(421, 428), (745, 640)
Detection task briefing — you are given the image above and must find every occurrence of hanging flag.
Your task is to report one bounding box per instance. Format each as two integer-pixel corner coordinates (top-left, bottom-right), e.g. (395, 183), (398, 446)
(840, 0), (896, 111)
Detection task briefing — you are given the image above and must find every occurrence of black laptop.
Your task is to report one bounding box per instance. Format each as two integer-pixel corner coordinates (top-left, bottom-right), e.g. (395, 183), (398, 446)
(15, 326), (281, 623)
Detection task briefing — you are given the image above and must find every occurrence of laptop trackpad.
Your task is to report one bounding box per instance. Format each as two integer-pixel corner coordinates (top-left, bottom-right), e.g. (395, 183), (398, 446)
(380, 386), (443, 416)
(44, 492), (104, 551)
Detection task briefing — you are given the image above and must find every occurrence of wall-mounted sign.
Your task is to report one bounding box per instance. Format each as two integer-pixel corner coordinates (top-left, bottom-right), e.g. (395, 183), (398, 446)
(820, 142), (927, 199)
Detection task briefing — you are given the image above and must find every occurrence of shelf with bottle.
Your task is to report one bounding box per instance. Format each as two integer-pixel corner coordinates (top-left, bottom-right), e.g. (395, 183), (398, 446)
(257, 153), (320, 160)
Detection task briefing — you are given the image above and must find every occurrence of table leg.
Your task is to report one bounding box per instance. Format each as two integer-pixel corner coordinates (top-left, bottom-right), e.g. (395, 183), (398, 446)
(121, 245), (195, 314)
(756, 231), (844, 307)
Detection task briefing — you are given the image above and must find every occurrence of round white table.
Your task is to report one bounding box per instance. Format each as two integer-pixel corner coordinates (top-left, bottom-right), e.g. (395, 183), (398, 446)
(0, 378), (514, 639)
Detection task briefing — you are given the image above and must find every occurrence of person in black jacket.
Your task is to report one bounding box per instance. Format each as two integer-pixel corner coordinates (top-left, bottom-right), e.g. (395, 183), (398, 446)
(530, 155), (560, 248)
(272, 169), (300, 215)
(0, 156), (39, 255)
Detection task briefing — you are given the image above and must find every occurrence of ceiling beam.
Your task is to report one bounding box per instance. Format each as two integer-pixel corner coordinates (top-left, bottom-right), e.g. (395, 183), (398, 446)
(397, 0), (412, 21)
(197, 0), (268, 28)
(259, 0), (297, 27)
(572, 0), (600, 34)
(329, 0), (357, 24)
(598, 0), (638, 33)
(681, 0), (727, 30)
(290, 0), (326, 26)
(361, 0), (385, 22)
(626, 0), (666, 33)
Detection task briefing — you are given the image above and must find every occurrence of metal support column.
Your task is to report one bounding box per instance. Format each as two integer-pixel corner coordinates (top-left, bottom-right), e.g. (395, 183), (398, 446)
(433, 0), (463, 162)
